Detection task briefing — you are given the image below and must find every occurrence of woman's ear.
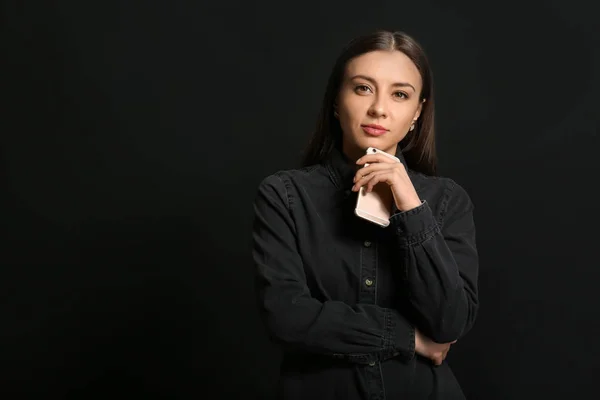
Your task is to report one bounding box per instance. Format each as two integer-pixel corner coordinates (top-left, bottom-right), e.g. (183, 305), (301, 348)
(413, 98), (426, 121)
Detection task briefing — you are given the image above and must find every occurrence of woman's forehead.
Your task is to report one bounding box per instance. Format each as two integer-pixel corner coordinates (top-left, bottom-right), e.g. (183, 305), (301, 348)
(345, 50), (422, 88)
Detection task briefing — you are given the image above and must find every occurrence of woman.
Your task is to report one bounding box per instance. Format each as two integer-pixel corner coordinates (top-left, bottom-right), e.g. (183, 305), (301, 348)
(252, 30), (479, 399)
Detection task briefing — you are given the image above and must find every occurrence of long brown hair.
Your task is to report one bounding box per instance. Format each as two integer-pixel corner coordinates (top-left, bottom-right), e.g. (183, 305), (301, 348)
(302, 30), (437, 176)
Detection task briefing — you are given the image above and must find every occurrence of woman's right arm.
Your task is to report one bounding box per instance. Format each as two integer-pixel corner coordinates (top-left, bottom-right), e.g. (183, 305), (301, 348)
(251, 174), (416, 365)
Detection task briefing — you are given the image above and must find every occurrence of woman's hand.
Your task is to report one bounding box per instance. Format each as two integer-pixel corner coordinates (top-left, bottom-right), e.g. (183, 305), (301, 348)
(352, 153), (422, 212)
(415, 329), (456, 366)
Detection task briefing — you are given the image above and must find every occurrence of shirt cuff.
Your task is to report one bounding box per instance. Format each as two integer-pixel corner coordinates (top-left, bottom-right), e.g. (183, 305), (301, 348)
(386, 309), (415, 361)
(389, 201), (439, 246)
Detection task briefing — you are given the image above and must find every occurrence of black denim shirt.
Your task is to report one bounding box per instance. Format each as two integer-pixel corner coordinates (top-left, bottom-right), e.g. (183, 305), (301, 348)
(252, 147), (479, 400)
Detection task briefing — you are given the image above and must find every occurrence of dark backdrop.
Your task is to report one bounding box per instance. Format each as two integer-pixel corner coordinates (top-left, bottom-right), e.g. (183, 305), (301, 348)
(2, 0), (599, 399)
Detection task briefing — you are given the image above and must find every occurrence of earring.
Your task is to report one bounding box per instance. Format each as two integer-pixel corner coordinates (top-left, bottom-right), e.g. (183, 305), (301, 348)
(334, 110), (339, 118)
(409, 122), (415, 131)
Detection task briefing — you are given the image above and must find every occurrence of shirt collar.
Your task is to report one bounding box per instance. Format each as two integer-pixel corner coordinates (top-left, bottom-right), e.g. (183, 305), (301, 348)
(326, 146), (408, 190)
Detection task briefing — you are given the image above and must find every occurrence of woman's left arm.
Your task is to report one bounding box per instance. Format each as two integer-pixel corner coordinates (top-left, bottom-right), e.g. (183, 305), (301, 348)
(388, 180), (479, 344)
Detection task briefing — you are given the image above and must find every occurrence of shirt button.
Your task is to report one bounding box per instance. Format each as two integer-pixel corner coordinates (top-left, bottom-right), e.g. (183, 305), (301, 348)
(363, 240), (371, 247)
(365, 278), (374, 287)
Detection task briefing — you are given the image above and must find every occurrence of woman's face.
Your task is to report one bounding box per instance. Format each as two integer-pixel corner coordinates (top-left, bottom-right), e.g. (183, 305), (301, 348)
(336, 50), (424, 161)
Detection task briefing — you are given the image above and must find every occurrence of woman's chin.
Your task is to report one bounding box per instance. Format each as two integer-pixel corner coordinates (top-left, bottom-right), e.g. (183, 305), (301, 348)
(359, 139), (397, 153)
(343, 135), (398, 158)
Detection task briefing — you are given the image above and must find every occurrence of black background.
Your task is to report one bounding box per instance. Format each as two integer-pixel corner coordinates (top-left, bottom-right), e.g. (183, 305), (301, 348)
(2, 0), (599, 398)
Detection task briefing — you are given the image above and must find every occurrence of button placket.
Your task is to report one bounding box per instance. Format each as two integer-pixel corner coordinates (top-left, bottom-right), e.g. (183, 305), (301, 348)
(359, 238), (377, 304)
(365, 360), (385, 400)
(359, 238), (383, 398)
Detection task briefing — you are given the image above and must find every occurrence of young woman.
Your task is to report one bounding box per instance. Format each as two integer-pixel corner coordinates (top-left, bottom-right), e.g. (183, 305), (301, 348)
(252, 30), (479, 400)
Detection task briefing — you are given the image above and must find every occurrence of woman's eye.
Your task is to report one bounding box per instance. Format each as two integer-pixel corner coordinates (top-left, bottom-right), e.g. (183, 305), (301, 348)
(394, 92), (408, 99)
(355, 85), (372, 93)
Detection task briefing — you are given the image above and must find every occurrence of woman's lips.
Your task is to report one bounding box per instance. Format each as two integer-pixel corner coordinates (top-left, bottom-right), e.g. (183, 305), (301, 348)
(361, 125), (388, 136)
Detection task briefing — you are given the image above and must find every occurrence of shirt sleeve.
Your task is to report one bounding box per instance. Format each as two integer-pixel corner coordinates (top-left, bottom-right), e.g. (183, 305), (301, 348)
(252, 174), (415, 364)
(389, 179), (479, 344)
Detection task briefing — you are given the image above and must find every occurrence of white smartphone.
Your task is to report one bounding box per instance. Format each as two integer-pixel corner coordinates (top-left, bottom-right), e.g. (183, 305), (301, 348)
(354, 147), (401, 227)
